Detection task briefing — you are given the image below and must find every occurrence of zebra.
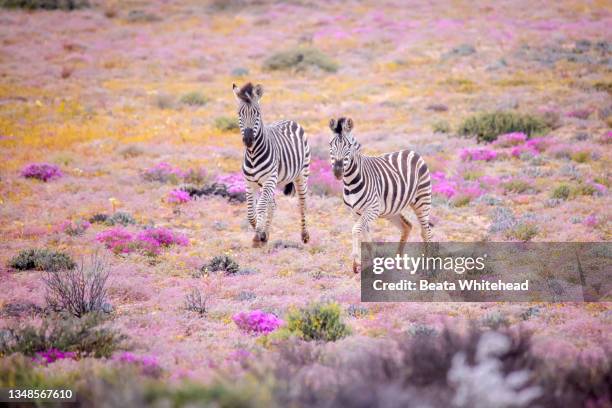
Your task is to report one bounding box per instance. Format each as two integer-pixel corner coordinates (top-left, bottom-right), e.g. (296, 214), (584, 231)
(328, 117), (433, 273)
(232, 82), (311, 247)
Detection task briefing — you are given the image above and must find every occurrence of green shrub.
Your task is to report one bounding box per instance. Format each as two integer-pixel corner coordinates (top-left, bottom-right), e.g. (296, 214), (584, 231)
(551, 184), (571, 200)
(9, 249), (75, 272)
(0, 0), (89, 9)
(155, 93), (175, 110)
(0, 313), (126, 358)
(432, 120), (450, 134)
(458, 111), (549, 143)
(215, 116), (239, 132)
(106, 211), (136, 226)
(451, 195), (472, 207)
(505, 223), (539, 242)
(570, 150), (591, 163)
(284, 302), (351, 342)
(572, 183), (597, 196)
(119, 145), (144, 158)
(180, 91), (208, 107)
(502, 179), (533, 194)
(263, 47), (338, 73)
(200, 255), (240, 275)
(592, 81), (612, 94)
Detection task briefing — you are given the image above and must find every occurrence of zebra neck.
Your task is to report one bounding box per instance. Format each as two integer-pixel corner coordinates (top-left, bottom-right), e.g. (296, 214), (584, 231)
(246, 125), (268, 157)
(343, 153), (363, 185)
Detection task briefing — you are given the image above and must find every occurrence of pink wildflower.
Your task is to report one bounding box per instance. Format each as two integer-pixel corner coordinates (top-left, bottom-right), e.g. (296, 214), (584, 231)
(168, 189), (191, 204)
(96, 227), (135, 254)
(33, 349), (76, 365)
(21, 163), (63, 182)
(460, 148), (497, 162)
(216, 173), (246, 194)
(233, 310), (283, 335)
(493, 132), (527, 147)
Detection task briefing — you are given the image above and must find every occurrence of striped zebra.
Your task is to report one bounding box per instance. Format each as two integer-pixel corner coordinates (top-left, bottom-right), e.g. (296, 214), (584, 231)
(329, 117), (433, 273)
(232, 83), (311, 247)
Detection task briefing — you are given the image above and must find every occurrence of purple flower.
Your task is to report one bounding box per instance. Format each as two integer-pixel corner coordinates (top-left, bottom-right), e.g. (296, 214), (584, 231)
(137, 227), (189, 248)
(565, 108), (592, 120)
(216, 173), (247, 194)
(33, 349), (76, 365)
(583, 214), (598, 228)
(21, 163), (63, 182)
(96, 227), (135, 254)
(493, 132), (527, 147)
(510, 144), (539, 158)
(460, 148), (498, 162)
(113, 352), (161, 377)
(233, 310), (283, 335)
(168, 189), (191, 204)
(309, 159), (342, 195)
(143, 162), (185, 183)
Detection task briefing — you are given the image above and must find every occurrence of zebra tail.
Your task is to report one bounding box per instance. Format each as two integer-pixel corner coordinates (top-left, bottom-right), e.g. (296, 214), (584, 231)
(283, 182), (295, 196)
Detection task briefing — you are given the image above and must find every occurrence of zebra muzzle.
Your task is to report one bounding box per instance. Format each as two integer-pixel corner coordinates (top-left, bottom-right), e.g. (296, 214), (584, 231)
(243, 128), (254, 148)
(333, 161), (343, 179)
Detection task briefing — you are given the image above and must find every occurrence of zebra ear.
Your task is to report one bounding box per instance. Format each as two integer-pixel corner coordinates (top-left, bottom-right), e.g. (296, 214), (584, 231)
(253, 84), (264, 101)
(329, 118), (337, 132)
(344, 118), (354, 133)
(232, 83), (240, 101)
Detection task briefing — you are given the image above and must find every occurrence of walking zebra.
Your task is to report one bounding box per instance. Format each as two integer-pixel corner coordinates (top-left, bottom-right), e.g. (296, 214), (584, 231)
(233, 83), (311, 247)
(328, 117), (433, 273)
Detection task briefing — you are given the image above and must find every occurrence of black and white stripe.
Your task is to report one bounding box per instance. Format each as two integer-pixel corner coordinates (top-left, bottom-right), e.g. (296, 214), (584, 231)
(233, 83), (310, 246)
(329, 117), (433, 273)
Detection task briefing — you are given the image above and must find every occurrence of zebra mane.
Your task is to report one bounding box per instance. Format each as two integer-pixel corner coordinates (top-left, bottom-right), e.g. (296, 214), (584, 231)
(333, 117), (347, 135)
(236, 83), (255, 103)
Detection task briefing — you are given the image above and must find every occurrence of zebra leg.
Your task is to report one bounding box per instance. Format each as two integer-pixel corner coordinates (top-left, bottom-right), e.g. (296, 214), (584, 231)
(245, 183), (256, 230)
(389, 213), (413, 253)
(295, 174), (309, 243)
(253, 175), (277, 247)
(352, 206), (379, 274)
(412, 202), (433, 242)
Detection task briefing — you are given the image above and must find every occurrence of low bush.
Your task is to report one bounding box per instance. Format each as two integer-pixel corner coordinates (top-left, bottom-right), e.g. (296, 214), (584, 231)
(233, 310), (283, 335)
(9, 248), (75, 272)
(184, 288), (207, 316)
(0, 313), (125, 358)
(214, 116), (239, 131)
(506, 222), (539, 241)
(43, 252), (111, 317)
(263, 47), (338, 73)
(0, 0), (89, 10)
(551, 184), (571, 200)
(502, 179), (534, 194)
(458, 112), (549, 143)
(1, 325), (609, 408)
(105, 211), (136, 226)
(180, 91), (208, 106)
(20, 163), (62, 182)
(432, 120), (451, 133)
(283, 302), (351, 342)
(154, 93), (174, 110)
(118, 145), (144, 158)
(200, 255), (240, 275)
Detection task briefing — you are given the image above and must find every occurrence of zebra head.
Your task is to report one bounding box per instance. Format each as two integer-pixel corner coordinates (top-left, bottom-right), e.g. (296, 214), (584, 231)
(329, 117), (360, 180)
(232, 82), (264, 149)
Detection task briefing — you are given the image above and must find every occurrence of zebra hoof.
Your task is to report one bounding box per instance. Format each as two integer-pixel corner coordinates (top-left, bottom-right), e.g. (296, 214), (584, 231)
(301, 231), (310, 244)
(252, 231), (268, 247)
(352, 262), (361, 274)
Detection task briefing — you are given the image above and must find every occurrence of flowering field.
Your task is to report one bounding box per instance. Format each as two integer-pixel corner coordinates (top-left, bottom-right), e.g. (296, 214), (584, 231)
(0, 0), (610, 406)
